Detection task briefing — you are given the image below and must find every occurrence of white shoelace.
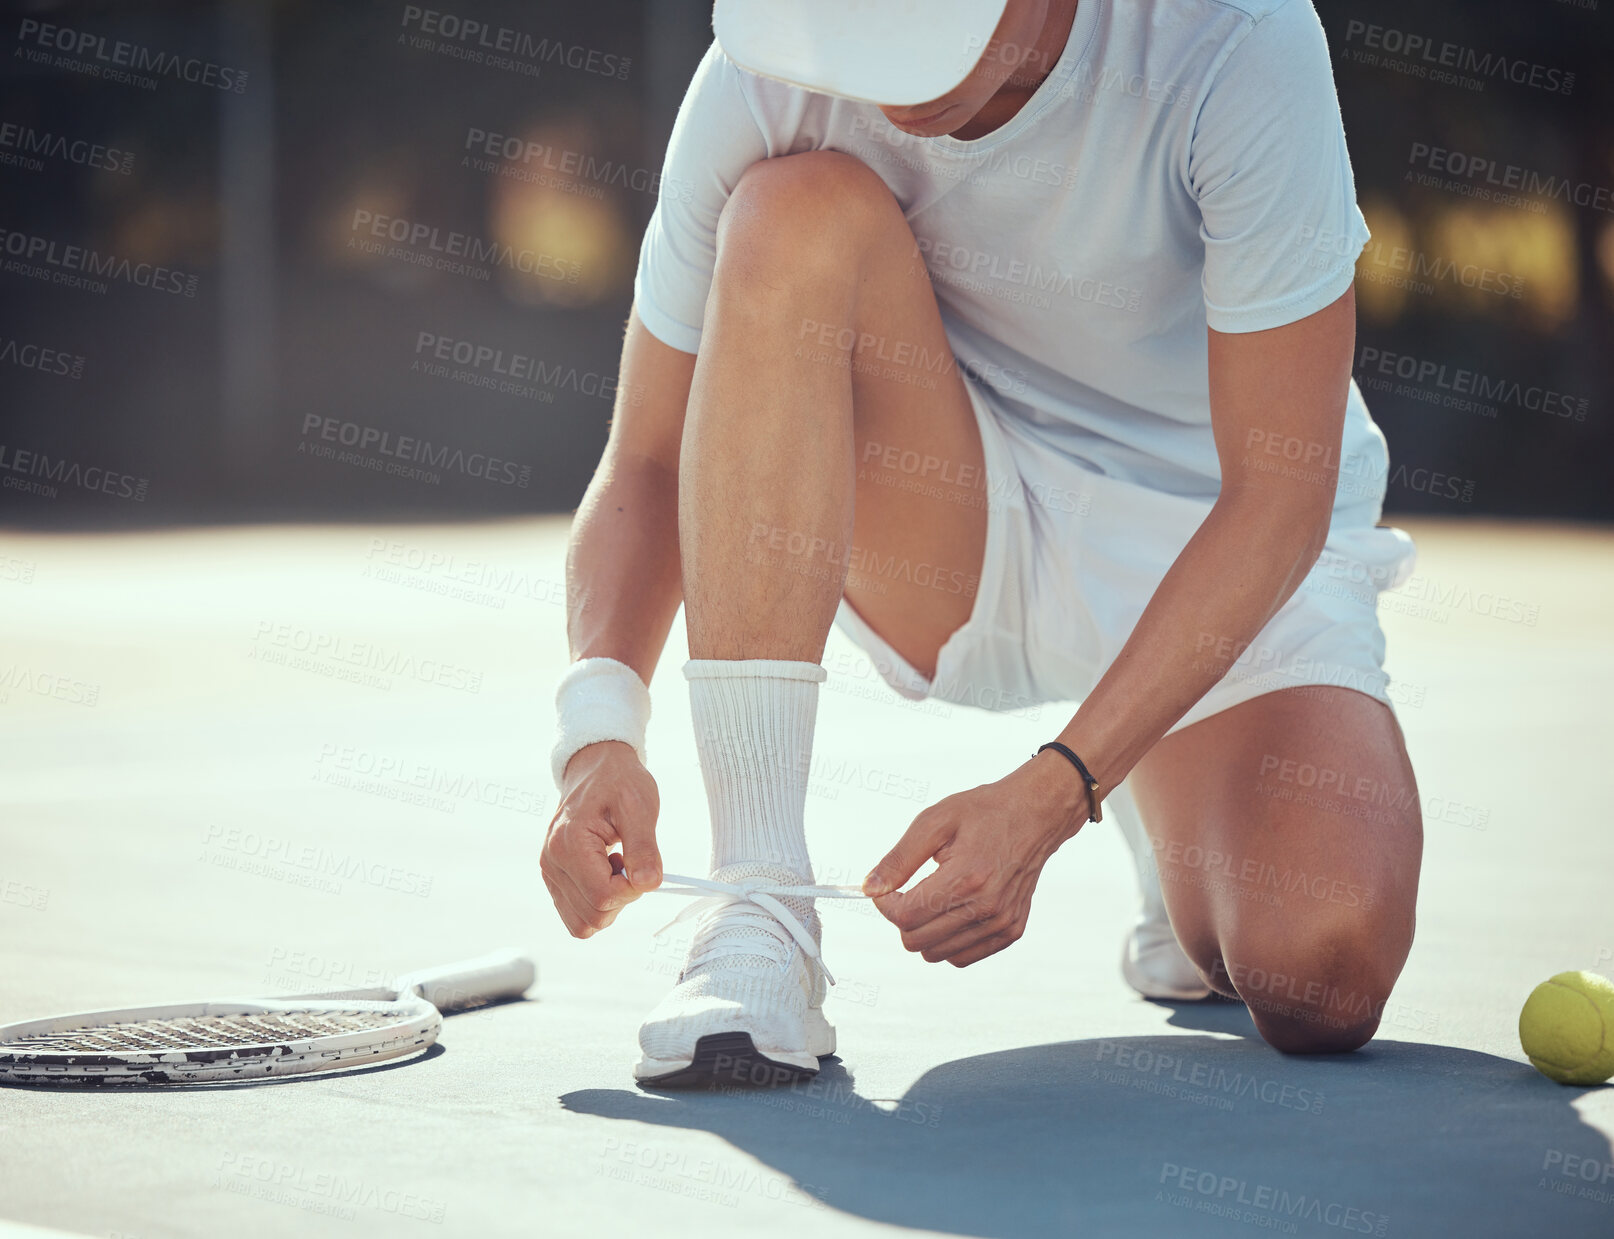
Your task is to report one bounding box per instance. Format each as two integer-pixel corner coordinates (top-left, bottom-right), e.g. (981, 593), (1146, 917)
(652, 873), (869, 986)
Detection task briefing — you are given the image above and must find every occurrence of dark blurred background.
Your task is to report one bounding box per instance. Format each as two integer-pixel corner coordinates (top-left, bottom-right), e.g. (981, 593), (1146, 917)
(1, 0), (1610, 528)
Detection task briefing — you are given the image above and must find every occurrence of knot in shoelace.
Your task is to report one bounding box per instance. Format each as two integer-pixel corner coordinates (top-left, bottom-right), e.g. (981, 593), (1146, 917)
(652, 873), (869, 986)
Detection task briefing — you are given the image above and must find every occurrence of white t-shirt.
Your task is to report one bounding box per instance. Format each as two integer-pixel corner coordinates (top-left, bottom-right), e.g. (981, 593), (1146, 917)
(634, 0), (1389, 525)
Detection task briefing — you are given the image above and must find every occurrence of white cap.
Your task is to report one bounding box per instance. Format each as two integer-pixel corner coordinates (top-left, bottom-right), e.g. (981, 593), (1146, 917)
(713, 0), (1010, 107)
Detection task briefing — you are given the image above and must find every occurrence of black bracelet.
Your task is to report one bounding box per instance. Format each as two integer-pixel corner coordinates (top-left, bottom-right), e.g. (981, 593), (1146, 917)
(1035, 741), (1103, 823)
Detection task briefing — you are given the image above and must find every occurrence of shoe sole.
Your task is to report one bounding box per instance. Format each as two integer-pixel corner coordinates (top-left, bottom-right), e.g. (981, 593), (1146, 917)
(635, 1032), (824, 1090)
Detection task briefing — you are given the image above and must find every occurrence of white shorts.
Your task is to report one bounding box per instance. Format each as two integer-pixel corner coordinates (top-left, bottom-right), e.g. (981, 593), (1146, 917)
(834, 375), (1419, 734)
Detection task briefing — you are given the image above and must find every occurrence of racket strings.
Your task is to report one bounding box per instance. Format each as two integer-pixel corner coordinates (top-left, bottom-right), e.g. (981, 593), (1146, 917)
(4, 1009), (403, 1053)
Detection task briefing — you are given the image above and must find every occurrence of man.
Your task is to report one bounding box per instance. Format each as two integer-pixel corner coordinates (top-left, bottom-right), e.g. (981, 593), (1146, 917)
(543, 0), (1423, 1087)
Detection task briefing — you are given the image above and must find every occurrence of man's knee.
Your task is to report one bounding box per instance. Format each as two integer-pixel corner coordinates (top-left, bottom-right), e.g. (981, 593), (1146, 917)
(715, 151), (900, 281)
(1214, 923), (1406, 1054)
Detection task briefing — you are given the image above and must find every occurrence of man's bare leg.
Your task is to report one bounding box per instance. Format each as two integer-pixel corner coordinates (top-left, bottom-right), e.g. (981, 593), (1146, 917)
(681, 150), (986, 671)
(676, 147), (987, 878)
(1130, 687), (1422, 1052)
(633, 150), (991, 1086)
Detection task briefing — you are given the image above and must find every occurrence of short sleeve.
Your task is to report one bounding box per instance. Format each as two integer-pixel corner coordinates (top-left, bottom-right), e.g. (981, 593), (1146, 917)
(1189, 1), (1369, 334)
(633, 42), (771, 354)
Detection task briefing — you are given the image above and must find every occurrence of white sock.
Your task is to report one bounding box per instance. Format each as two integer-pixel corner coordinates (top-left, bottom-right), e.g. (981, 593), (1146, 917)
(685, 658), (826, 880)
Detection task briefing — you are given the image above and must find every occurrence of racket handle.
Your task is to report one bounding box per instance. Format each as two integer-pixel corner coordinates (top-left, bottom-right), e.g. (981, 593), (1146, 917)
(401, 950), (536, 1011)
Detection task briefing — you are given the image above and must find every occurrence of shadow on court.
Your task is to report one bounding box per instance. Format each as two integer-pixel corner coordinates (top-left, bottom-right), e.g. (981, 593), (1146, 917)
(562, 1025), (1613, 1239)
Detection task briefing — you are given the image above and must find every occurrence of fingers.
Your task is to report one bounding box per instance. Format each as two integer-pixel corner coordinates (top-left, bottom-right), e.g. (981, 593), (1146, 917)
(541, 862), (602, 938)
(541, 815), (650, 938)
(938, 924), (1025, 968)
(873, 856), (990, 935)
(863, 809), (953, 898)
(869, 774), (1054, 967)
(919, 910), (1027, 966)
(891, 880), (999, 951)
(542, 754), (663, 937)
(611, 784), (663, 892)
(542, 843), (627, 938)
(888, 867), (1035, 964)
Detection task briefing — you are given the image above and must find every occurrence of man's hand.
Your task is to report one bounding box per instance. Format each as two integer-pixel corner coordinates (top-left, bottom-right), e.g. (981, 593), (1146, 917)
(541, 741), (663, 938)
(862, 754), (1090, 967)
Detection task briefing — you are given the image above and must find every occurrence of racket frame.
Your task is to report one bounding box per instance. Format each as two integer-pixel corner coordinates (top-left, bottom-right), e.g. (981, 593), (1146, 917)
(0, 949), (532, 1086)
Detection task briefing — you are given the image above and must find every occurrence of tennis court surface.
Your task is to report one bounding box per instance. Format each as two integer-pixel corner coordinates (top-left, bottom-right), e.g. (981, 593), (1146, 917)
(2, 516), (1611, 1238)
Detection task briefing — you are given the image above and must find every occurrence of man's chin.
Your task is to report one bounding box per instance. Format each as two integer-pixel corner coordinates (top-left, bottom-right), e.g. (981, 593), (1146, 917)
(883, 103), (963, 136)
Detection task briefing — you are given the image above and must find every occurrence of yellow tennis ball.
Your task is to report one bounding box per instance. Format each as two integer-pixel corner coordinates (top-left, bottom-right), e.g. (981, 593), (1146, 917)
(1519, 971), (1614, 1086)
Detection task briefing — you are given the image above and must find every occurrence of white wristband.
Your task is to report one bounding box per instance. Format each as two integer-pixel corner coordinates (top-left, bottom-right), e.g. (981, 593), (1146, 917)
(551, 657), (651, 789)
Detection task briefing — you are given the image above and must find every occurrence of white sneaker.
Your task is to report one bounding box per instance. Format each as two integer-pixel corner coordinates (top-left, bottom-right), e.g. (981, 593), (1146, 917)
(1122, 914), (1212, 1002)
(1109, 783), (1213, 1002)
(634, 862), (837, 1088)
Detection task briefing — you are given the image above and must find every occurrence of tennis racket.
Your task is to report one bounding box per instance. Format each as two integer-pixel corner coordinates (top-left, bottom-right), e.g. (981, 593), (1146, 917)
(0, 949), (535, 1086)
